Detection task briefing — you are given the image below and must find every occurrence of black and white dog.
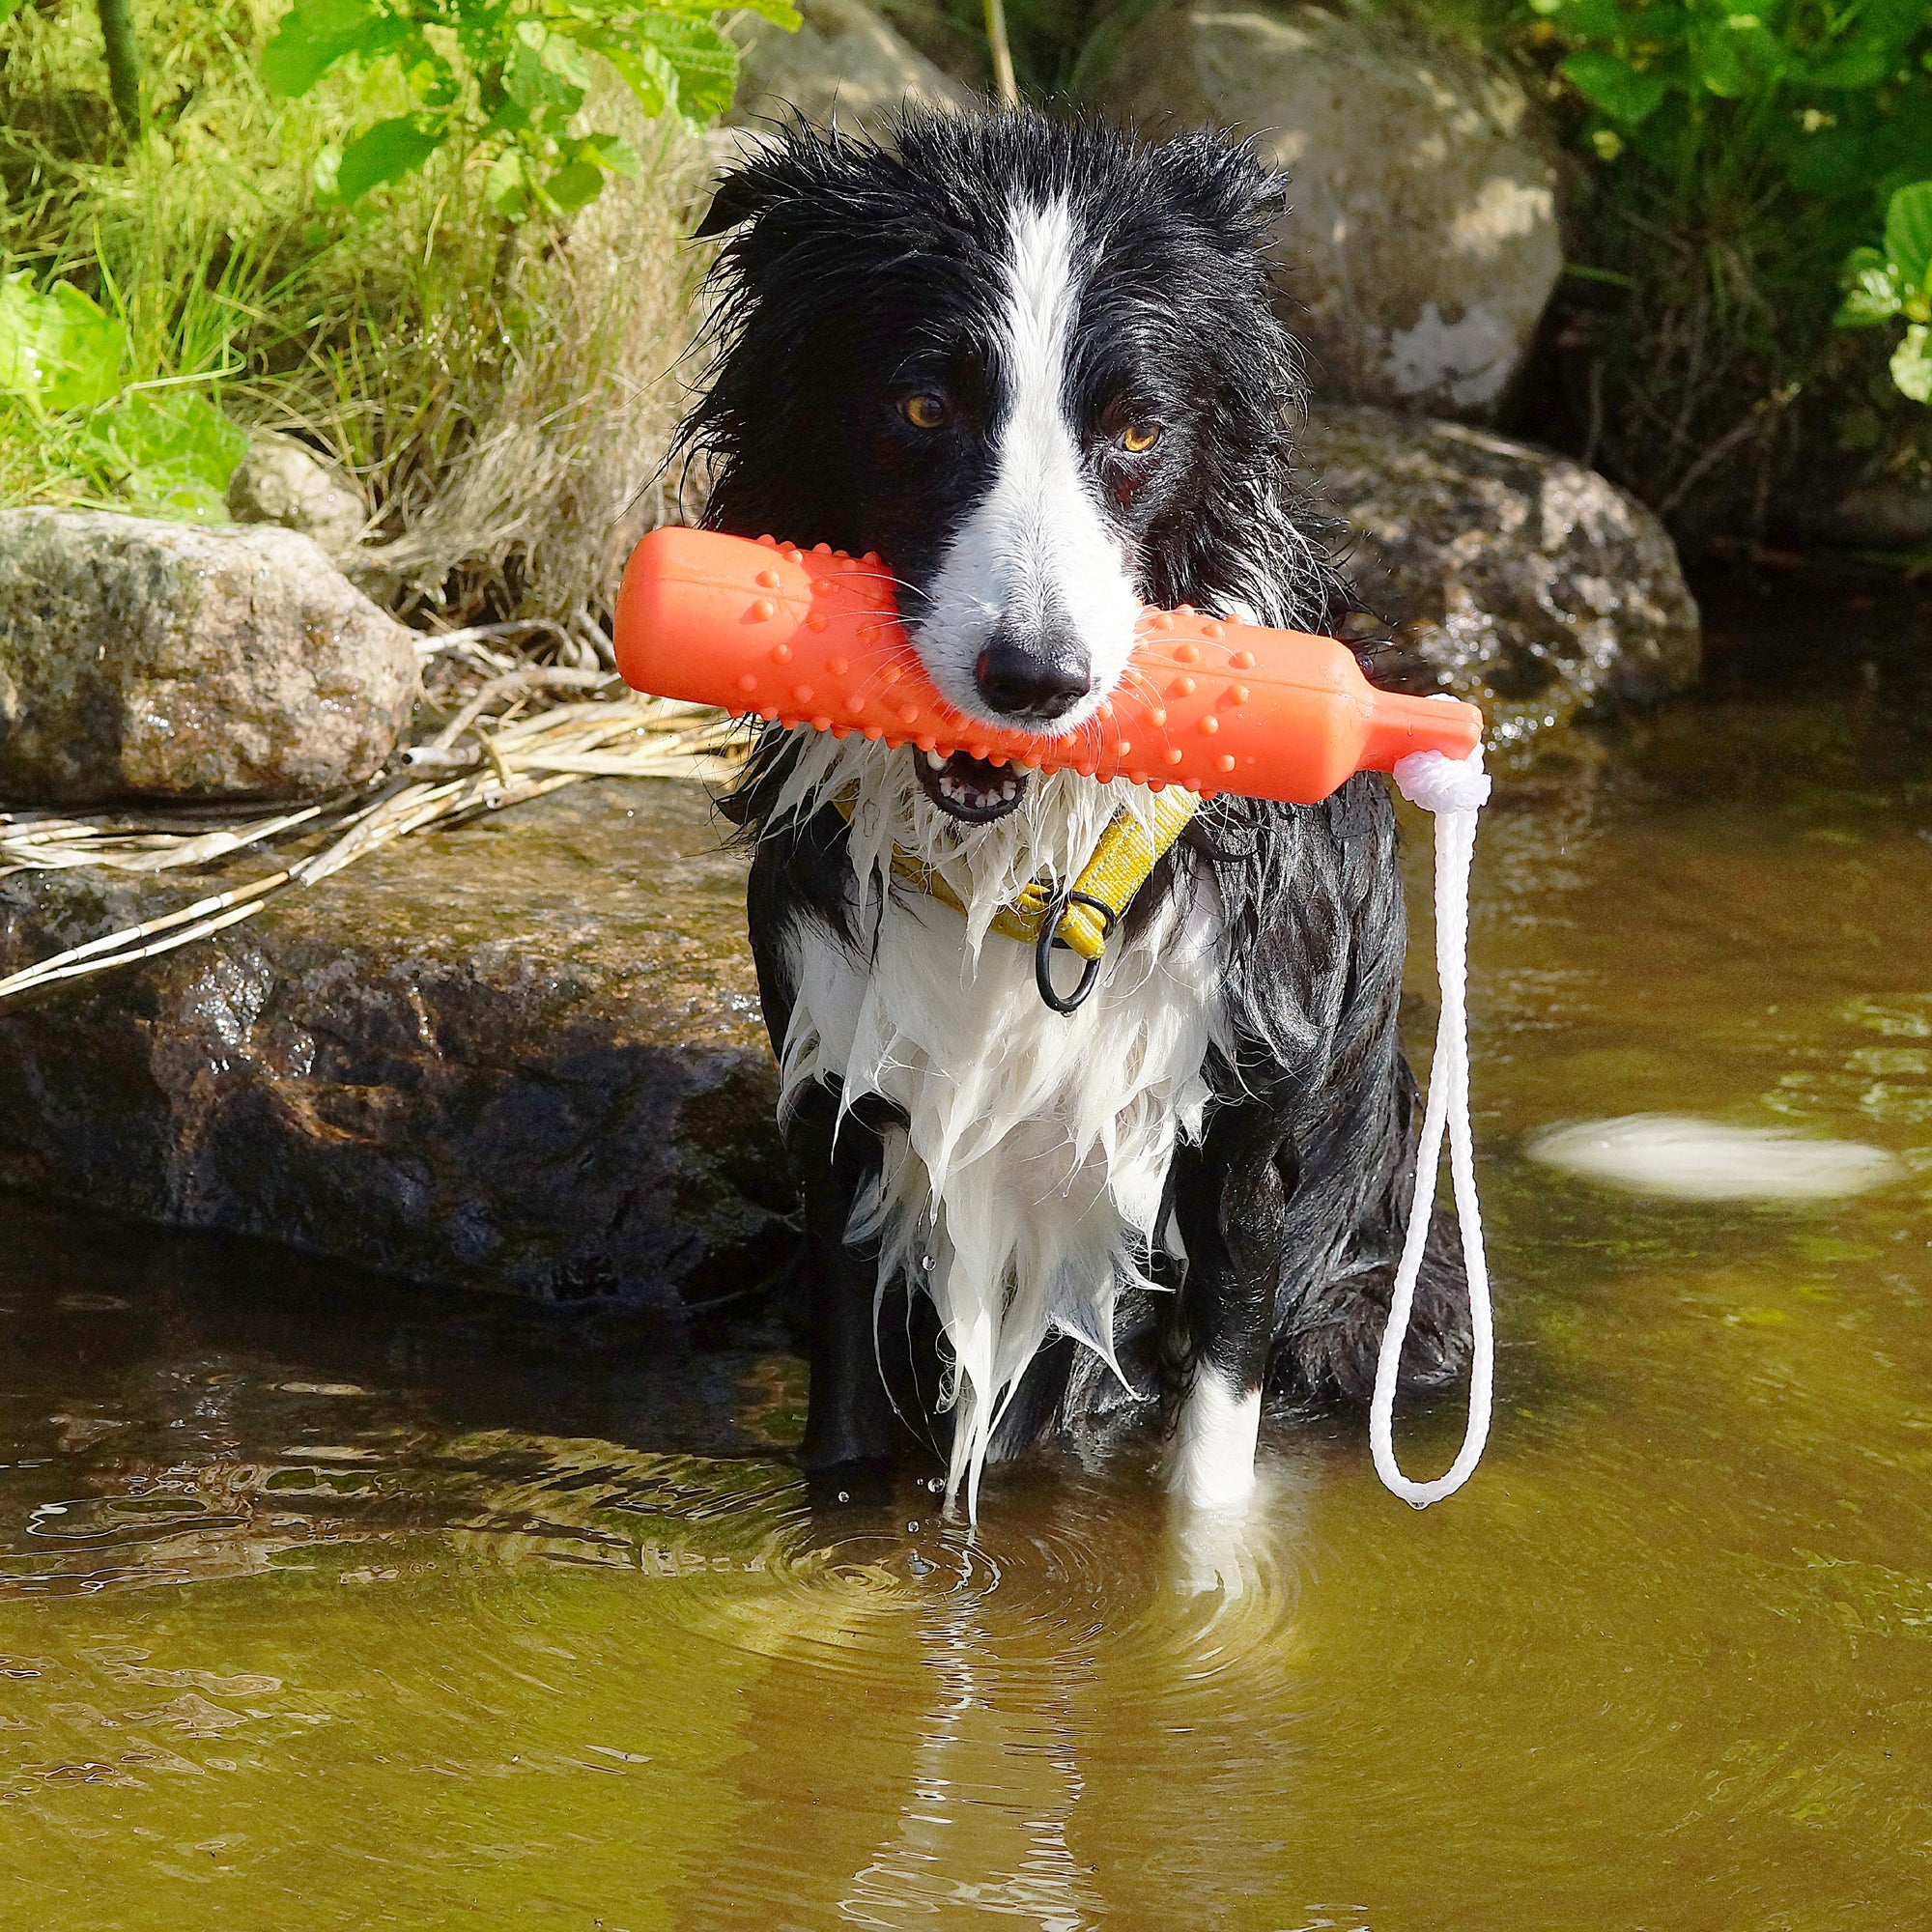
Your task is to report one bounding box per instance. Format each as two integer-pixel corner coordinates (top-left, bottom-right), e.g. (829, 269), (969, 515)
(685, 109), (1469, 1513)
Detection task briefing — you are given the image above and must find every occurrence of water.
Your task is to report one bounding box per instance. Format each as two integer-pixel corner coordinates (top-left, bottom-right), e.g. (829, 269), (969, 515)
(3, 572), (1931, 1929)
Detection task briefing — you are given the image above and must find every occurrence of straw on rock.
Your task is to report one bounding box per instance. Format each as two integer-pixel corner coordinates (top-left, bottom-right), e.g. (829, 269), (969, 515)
(0, 688), (746, 1007)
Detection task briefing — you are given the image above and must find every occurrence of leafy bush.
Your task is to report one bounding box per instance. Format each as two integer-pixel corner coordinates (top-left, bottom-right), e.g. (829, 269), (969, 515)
(262, 0), (791, 218)
(1521, 0), (1932, 531)
(1542, 0), (1932, 204)
(1838, 178), (1932, 401)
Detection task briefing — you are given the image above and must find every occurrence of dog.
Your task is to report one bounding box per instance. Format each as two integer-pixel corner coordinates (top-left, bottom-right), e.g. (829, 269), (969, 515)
(683, 109), (1469, 1514)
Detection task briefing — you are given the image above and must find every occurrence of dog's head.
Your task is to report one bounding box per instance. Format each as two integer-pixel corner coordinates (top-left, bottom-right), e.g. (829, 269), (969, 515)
(688, 111), (1306, 822)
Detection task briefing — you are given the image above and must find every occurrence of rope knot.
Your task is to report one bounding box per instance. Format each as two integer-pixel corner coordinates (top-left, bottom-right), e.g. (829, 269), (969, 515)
(1394, 746), (1492, 816)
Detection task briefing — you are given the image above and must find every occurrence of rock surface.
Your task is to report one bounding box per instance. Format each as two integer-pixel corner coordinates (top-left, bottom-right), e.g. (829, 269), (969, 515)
(0, 781), (789, 1311)
(226, 435), (368, 557)
(1801, 477), (1932, 550)
(0, 510), (418, 805)
(729, 0), (978, 130)
(1303, 406), (1701, 739)
(1079, 0), (1561, 419)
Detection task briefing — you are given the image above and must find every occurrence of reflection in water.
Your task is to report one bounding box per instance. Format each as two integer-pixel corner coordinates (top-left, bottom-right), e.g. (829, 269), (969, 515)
(4, 588), (1932, 1927)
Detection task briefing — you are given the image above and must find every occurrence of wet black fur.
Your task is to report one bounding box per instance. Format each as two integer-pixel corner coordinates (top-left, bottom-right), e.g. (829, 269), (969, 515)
(688, 109), (1470, 1486)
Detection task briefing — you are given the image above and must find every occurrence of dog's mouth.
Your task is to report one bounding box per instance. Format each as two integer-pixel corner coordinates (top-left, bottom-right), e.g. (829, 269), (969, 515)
(913, 748), (1031, 823)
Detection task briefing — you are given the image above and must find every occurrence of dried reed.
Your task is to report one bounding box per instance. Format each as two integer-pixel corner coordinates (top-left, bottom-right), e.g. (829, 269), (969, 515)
(0, 692), (746, 1007)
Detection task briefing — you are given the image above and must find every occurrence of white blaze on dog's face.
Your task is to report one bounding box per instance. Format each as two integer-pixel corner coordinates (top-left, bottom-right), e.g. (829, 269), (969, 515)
(912, 198), (1143, 744)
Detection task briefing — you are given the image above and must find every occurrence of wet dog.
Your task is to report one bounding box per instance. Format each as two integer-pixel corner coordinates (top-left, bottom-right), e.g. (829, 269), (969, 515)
(683, 109), (1469, 1513)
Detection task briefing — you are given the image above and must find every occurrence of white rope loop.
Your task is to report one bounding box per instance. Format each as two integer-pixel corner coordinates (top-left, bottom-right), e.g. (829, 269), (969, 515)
(1371, 739), (1493, 1508)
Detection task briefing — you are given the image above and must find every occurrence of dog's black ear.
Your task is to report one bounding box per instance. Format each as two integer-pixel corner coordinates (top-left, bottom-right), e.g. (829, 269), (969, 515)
(1161, 132), (1289, 248)
(694, 169), (774, 238)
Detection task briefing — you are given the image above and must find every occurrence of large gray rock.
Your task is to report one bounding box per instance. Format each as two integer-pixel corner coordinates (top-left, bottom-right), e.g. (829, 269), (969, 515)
(729, 0), (978, 130)
(226, 435), (368, 557)
(0, 511), (418, 805)
(0, 781), (789, 1311)
(1080, 1), (1561, 419)
(1303, 406), (1701, 740)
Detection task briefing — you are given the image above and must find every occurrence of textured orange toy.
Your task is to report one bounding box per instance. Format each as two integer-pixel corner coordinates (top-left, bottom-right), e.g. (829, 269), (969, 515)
(613, 527), (1481, 803)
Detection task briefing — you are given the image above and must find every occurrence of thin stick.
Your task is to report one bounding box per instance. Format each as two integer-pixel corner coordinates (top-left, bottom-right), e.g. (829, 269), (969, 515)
(984, 0), (1019, 105)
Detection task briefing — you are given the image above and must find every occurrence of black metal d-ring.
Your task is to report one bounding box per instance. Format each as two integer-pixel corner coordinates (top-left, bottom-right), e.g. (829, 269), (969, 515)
(1034, 891), (1118, 1015)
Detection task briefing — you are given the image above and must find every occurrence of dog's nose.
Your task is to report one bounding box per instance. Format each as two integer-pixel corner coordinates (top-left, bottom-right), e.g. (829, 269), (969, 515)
(973, 630), (1091, 721)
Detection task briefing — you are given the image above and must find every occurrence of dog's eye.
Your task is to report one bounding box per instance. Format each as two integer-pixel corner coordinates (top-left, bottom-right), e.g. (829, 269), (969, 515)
(900, 393), (947, 430)
(1121, 422), (1160, 454)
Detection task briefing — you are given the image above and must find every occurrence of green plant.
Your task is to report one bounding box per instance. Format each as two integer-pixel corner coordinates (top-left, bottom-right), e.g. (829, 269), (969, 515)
(1522, 0), (1932, 529)
(0, 0), (724, 612)
(1533, 0), (1932, 204)
(262, 0), (793, 218)
(0, 272), (247, 519)
(1838, 178), (1932, 400)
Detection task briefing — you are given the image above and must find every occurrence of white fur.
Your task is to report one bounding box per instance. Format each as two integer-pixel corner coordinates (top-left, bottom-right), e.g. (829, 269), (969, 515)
(913, 197), (1142, 734)
(1162, 1370), (1262, 1514)
(773, 731), (1227, 1518)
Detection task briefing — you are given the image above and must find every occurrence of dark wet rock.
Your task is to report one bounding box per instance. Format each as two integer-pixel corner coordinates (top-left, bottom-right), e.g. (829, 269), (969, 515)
(1079, 0), (1561, 419)
(1303, 406), (1702, 741)
(729, 0), (976, 130)
(1801, 478), (1932, 550)
(0, 510), (418, 805)
(0, 781), (789, 1313)
(226, 435), (368, 558)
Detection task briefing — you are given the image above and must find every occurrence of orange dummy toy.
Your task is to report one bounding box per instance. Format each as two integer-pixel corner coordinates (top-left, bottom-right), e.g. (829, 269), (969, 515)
(612, 527), (1480, 804)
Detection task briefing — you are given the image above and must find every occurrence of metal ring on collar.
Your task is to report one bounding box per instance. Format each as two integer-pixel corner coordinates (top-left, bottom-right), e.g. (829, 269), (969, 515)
(1034, 890), (1119, 1015)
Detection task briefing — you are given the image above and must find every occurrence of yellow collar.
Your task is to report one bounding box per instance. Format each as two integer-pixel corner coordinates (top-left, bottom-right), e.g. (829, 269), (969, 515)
(835, 784), (1200, 1007)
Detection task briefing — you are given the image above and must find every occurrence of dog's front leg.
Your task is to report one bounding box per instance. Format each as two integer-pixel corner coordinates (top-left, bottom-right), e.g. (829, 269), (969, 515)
(784, 1080), (901, 1498)
(1163, 1114), (1288, 1511)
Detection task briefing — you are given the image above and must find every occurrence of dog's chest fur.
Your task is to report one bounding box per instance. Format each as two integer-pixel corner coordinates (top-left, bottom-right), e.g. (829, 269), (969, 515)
(771, 736), (1228, 1506)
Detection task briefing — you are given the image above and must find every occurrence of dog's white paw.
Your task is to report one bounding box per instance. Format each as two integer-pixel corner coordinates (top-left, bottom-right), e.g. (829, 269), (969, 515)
(1162, 1371), (1262, 1513)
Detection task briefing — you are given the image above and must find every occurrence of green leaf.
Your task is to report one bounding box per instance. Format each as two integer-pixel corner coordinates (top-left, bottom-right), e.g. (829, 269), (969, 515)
(506, 22), (588, 125)
(336, 116), (443, 203)
(0, 0), (26, 25)
(1560, 49), (1670, 125)
(1547, 0), (1633, 39)
(1810, 0), (1927, 88)
(726, 0), (802, 26)
(485, 147), (532, 219)
(545, 161), (606, 213)
(600, 41), (675, 119)
(567, 131), (642, 179)
(1889, 323), (1932, 403)
(1836, 245), (1905, 324)
(638, 14), (739, 124)
(1884, 182), (1932, 292)
(261, 0), (379, 98)
(0, 275), (128, 414)
(83, 391), (249, 524)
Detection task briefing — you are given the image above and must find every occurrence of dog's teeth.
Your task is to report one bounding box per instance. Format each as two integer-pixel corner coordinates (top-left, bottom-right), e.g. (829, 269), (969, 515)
(925, 752), (947, 770)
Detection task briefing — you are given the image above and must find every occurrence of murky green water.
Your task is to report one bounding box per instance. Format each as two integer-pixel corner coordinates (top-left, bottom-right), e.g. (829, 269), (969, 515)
(3, 576), (1931, 1929)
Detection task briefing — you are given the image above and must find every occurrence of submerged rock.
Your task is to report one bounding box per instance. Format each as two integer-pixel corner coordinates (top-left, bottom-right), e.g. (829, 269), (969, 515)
(0, 510), (418, 804)
(1302, 406), (1701, 740)
(226, 435), (368, 558)
(1079, 0), (1561, 419)
(729, 0), (977, 130)
(0, 781), (789, 1311)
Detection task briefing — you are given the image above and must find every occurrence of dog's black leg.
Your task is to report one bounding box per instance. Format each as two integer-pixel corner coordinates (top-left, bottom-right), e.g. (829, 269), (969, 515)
(783, 1080), (902, 1500)
(1163, 1111), (1289, 1508)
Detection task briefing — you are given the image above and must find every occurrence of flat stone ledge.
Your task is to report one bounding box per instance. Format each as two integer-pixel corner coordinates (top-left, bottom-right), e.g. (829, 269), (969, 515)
(0, 781), (790, 1314)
